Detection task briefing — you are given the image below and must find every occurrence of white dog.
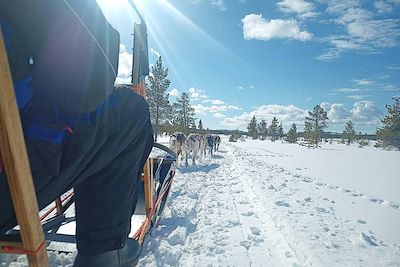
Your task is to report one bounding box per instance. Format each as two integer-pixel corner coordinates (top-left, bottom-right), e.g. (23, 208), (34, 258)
(169, 132), (186, 159)
(183, 134), (203, 166)
(214, 135), (221, 151)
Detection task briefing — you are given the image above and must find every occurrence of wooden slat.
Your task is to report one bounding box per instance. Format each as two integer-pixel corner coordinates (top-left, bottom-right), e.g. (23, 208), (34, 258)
(0, 32), (49, 266)
(55, 197), (63, 216)
(0, 241), (24, 252)
(138, 159), (153, 244)
(143, 159), (154, 216)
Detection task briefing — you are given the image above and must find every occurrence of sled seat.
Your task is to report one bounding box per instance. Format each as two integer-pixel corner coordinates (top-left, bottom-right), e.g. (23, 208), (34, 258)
(0, 31), (49, 266)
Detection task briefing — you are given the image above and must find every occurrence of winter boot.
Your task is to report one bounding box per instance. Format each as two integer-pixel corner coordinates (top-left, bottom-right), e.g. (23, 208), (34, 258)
(73, 238), (141, 267)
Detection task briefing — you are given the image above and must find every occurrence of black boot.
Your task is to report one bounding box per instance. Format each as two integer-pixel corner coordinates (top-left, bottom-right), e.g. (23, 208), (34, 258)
(73, 238), (141, 267)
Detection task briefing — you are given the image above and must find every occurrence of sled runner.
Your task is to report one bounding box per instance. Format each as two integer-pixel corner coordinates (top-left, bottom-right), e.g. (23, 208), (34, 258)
(0, 1), (176, 266)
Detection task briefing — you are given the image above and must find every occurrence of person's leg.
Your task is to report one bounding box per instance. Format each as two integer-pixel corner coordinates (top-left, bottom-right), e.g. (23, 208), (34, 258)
(0, 88), (153, 243)
(74, 120), (153, 255)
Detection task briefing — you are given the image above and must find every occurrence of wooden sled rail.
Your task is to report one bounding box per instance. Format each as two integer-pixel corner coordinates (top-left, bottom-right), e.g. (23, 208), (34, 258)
(0, 30), (49, 266)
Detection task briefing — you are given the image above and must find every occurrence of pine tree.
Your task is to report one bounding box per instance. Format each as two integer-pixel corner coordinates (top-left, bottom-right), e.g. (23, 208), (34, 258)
(342, 120), (356, 145)
(172, 92), (196, 134)
(269, 117), (279, 141)
(147, 56), (171, 142)
(190, 121), (197, 132)
(258, 120), (268, 140)
(198, 119), (204, 133)
(285, 123), (298, 143)
(376, 97), (400, 150)
(304, 105), (329, 146)
(303, 121), (314, 145)
(247, 116), (258, 139)
(278, 122), (284, 139)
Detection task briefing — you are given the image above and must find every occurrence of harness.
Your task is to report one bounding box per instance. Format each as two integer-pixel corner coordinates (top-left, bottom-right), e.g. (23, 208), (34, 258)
(207, 136), (214, 147)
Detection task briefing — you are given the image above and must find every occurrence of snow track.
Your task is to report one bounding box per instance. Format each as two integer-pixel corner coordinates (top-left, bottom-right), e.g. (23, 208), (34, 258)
(139, 141), (301, 267)
(138, 137), (400, 267)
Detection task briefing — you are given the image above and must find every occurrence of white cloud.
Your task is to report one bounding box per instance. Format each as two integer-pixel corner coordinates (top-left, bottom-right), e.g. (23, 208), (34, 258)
(320, 101), (331, 112)
(378, 74), (391, 79)
(150, 48), (161, 59)
(190, 0), (226, 10)
(317, 2), (400, 60)
(326, 103), (351, 123)
(386, 65), (400, 70)
(238, 86), (244, 90)
(350, 101), (382, 123)
(192, 104), (208, 115)
(210, 105), (240, 112)
(277, 0), (318, 18)
(242, 14), (312, 41)
(381, 84), (400, 91)
(336, 88), (362, 93)
(211, 0), (227, 11)
(203, 99), (225, 105)
(353, 79), (375, 86)
(192, 103), (239, 115)
(374, 1), (393, 13)
(322, 101), (382, 125)
(222, 104), (307, 129)
(115, 44), (133, 85)
(189, 87), (208, 100)
(346, 95), (371, 100)
(222, 101), (383, 131)
(214, 113), (226, 118)
(169, 88), (180, 96)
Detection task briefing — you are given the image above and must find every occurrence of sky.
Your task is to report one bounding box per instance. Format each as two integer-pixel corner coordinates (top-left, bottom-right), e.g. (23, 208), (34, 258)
(96, 0), (400, 133)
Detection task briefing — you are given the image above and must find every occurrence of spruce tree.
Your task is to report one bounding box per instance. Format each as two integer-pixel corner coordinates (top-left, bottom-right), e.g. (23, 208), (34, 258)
(269, 117), (279, 141)
(147, 56), (171, 141)
(190, 121), (197, 132)
(247, 116), (258, 139)
(258, 120), (268, 140)
(278, 122), (284, 139)
(303, 121), (314, 145)
(285, 123), (298, 143)
(377, 97), (400, 149)
(198, 119), (204, 133)
(304, 105), (329, 146)
(342, 120), (356, 145)
(172, 92), (196, 134)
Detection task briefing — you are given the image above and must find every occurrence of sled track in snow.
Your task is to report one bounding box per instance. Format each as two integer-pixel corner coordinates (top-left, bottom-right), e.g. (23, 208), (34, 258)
(225, 143), (303, 266)
(138, 139), (400, 267)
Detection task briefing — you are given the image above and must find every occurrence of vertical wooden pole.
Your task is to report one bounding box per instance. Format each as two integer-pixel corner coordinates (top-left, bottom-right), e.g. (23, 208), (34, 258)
(143, 159), (154, 216)
(55, 197), (63, 216)
(0, 32), (49, 266)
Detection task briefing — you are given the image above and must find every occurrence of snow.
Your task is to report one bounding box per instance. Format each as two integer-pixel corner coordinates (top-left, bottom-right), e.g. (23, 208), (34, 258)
(1, 136), (399, 266)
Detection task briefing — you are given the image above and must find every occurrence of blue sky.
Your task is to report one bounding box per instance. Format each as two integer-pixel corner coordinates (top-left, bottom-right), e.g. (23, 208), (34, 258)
(97, 0), (400, 133)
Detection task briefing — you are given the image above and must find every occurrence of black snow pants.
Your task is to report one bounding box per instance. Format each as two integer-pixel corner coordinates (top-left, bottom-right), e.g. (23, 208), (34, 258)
(0, 87), (154, 255)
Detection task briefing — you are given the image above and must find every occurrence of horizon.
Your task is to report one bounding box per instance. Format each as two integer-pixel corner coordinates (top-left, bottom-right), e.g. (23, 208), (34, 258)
(97, 0), (400, 134)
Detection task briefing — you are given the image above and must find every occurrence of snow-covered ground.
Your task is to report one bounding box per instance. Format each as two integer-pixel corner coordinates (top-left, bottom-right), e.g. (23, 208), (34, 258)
(138, 136), (400, 267)
(1, 136), (399, 266)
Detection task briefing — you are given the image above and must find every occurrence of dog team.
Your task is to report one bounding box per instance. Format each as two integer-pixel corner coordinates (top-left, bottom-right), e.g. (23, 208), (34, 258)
(169, 132), (221, 166)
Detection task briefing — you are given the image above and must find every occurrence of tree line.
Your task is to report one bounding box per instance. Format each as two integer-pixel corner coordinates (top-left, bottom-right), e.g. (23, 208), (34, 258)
(146, 57), (202, 141)
(147, 56), (399, 149)
(246, 97), (400, 150)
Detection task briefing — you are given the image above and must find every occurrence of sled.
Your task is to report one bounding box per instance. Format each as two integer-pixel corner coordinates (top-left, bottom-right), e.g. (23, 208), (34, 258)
(0, 142), (177, 257)
(0, 1), (176, 265)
